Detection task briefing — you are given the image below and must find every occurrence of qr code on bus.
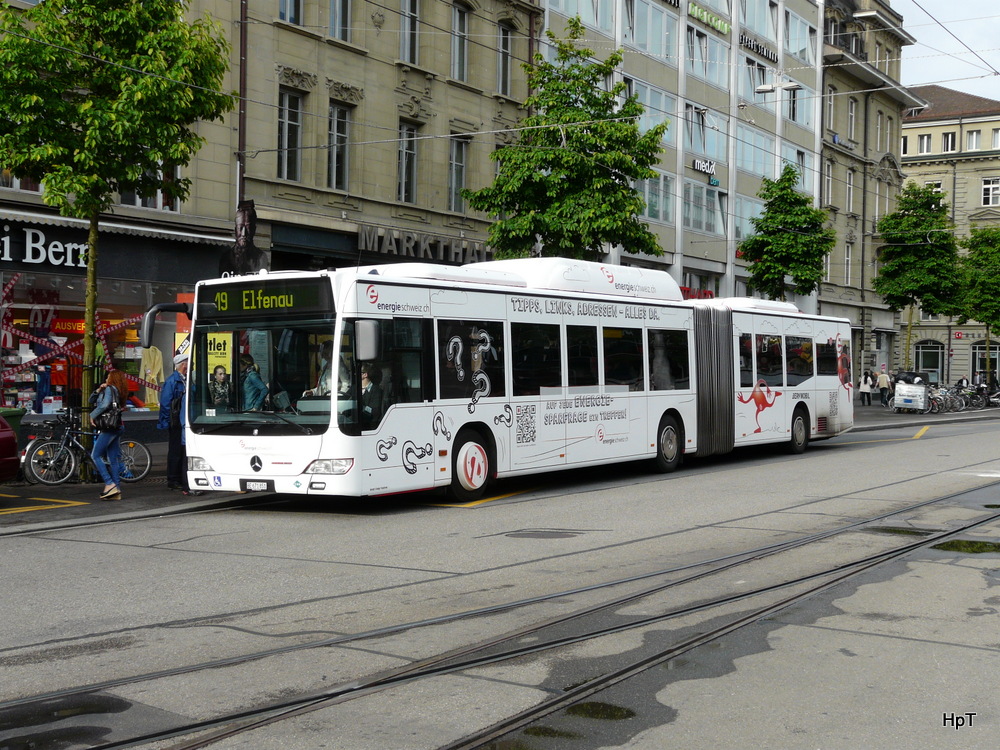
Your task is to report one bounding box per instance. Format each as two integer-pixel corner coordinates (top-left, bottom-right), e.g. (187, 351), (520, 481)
(829, 390), (839, 416)
(516, 404), (536, 444)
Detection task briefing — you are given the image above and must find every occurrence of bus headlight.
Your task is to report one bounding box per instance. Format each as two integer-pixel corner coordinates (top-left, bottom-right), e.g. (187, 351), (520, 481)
(305, 458), (353, 475)
(188, 456), (214, 471)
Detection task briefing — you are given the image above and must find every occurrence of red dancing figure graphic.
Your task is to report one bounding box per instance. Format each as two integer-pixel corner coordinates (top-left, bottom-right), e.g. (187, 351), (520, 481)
(737, 379), (782, 433)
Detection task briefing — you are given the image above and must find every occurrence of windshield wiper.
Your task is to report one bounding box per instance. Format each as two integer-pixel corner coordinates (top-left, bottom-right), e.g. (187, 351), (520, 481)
(194, 412), (313, 435)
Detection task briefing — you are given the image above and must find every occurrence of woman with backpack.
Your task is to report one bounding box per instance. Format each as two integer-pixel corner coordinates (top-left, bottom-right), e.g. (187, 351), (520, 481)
(90, 368), (129, 500)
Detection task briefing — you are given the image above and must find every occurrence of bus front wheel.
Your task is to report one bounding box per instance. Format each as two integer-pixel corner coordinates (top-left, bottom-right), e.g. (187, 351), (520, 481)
(653, 415), (682, 473)
(788, 408), (809, 454)
(449, 430), (491, 502)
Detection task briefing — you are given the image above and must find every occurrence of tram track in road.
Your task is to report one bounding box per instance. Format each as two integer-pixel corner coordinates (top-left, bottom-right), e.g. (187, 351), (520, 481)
(4, 480), (1000, 749)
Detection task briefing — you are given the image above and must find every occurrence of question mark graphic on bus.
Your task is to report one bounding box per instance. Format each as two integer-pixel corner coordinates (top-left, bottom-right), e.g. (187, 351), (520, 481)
(468, 370), (491, 413)
(401, 441), (433, 474)
(472, 329), (492, 368)
(376, 436), (398, 461)
(494, 404), (513, 427)
(432, 411), (452, 441)
(447, 336), (465, 381)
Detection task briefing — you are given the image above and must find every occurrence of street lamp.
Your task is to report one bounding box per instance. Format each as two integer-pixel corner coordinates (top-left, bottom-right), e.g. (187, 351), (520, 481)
(755, 82), (803, 94)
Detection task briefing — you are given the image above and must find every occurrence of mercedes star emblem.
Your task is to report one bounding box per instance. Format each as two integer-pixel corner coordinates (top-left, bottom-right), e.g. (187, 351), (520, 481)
(250, 455), (263, 472)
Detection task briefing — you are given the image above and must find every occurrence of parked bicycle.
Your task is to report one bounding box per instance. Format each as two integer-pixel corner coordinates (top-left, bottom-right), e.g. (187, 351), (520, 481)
(26, 407), (152, 486)
(19, 411), (72, 484)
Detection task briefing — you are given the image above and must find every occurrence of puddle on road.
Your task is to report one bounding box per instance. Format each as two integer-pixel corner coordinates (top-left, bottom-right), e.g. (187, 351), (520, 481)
(932, 539), (1000, 554)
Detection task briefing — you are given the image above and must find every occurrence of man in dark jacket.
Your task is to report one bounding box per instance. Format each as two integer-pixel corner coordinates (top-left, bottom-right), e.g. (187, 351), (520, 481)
(157, 352), (201, 495)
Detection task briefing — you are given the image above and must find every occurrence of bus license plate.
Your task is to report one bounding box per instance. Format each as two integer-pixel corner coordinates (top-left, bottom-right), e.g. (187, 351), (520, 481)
(240, 479), (275, 492)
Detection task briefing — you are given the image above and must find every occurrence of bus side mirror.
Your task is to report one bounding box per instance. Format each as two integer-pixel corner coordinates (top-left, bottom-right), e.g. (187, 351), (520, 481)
(356, 319), (381, 361)
(140, 302), (192, 348)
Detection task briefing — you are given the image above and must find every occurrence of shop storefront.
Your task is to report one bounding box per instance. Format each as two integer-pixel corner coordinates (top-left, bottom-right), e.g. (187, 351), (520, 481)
(0, 214), (230, 412)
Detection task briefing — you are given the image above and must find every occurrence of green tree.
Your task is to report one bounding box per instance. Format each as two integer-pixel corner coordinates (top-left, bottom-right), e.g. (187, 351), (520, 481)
(958, 227), (1000, 381)
(462, 17), (666, 260)
(872, 182), (961, 367)
(0, 0), (233, 403)
(738, 164), (835, 301)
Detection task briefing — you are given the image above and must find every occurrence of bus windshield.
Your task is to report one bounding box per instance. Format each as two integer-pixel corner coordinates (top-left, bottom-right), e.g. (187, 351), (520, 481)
(189, 276), (343, 435)
(190, 317), (344, 435)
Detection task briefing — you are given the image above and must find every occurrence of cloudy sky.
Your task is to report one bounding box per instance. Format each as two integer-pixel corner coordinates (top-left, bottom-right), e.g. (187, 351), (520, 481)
(894, 0), (1000, 100)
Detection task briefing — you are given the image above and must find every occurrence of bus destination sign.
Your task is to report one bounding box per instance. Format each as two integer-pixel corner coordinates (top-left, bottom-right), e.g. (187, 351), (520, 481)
(199, 278), (332, 318)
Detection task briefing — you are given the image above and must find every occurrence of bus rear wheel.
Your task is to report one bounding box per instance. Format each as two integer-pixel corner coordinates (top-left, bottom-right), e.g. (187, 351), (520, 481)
(788, 408), (809, 454)
(653, 415), (682, 473)
(449, 430), (491, 502)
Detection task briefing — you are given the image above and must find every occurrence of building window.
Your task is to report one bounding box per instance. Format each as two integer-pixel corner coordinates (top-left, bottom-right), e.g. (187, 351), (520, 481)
(736, 123), (774, 177)
(629, 80), (675, 144)
(824, 160), (834, 205)
(873, 180), (880, 221)
(119, 166), (180, 211)
(918, 133), (931, 154)
(279, 0), (301, 24)
(901, 135), (908, 155)
(825, 85), (835, 130)
(784, 85), (813, 130)
(942, 131), (956, 152)
(847, 98), (857, 140)
(328, 104), (350, 191)
(637, 170), (675, 224)
(993, 128), (1000, 150)
(741, 0), (777, 38)
(398, 123), (418, 203)
(448, 136), (467, 213)
(968, 129), (981, 151)
(875, 111), (883, 151)
(0, 168), (41, 193)
(683, 181), (726, 236)
(846, 170), (855, 213)
(497, 24), (512, 96)
(983, 178), (1000, 206)
(330, 0), (351, 41)
(781, 144), (813, 194)
(844, 242), (853, 286)
(823, 251), (831, 282)
(278, 88), (303, 181)
(784, 10), (816, 65)
(400, 0), (419, 64)
(451, 4), (469, 81)
(686, 26), (729, 90)
(740, 58), (774, 111)
(625, 0), (677, 60)
(734, 195), (764, 241)
(685, 103), (727, 162)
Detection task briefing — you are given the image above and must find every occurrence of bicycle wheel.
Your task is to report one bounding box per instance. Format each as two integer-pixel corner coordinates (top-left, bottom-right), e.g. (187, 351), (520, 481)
(28, 440), (77, 485)
(118, 440), (152, 482)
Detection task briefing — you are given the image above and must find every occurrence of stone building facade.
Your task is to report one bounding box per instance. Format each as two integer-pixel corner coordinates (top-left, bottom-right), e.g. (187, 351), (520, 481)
(901, 85), (1000, 384)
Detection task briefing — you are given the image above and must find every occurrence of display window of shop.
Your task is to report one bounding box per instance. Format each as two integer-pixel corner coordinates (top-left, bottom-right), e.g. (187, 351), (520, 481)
(0, 272), (191, 413)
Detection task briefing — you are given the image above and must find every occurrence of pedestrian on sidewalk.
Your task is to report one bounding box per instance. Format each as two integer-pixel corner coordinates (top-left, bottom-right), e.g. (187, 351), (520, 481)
(859, 370), (874, 406)
(90, 369), (128, 500)
(158, 352), (201, 496)
(876, 370), (890, 406)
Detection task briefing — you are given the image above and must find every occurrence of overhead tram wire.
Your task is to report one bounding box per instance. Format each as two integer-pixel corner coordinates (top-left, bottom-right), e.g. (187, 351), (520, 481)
(904, 0), (1000, 79)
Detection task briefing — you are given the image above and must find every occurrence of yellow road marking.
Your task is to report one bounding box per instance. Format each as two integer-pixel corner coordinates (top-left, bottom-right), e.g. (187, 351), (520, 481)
(837, 426), (931, 445)
(0, 498), (89, 515)
(430, 490), (529, 508)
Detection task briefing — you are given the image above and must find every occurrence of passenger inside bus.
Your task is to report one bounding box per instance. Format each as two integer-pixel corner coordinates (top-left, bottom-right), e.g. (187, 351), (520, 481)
(360, 362), (383, 429)
(303, 340), (334, 397)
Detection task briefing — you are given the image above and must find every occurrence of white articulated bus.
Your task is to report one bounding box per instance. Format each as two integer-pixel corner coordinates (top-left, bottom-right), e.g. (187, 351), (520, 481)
(140, 258), (854, 500)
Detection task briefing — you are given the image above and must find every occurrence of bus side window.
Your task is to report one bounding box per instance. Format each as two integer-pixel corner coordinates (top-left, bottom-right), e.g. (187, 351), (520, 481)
(786, 336), (814, 385)
(567, 325), (598, 387)
(512, 322), (561, 396)
(738, 333), (754, 388)
(604, 327), (644, 391)
(437, 319), (505, 400)
(756, 334), (784, 387)
(650, 329), (691, 390)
